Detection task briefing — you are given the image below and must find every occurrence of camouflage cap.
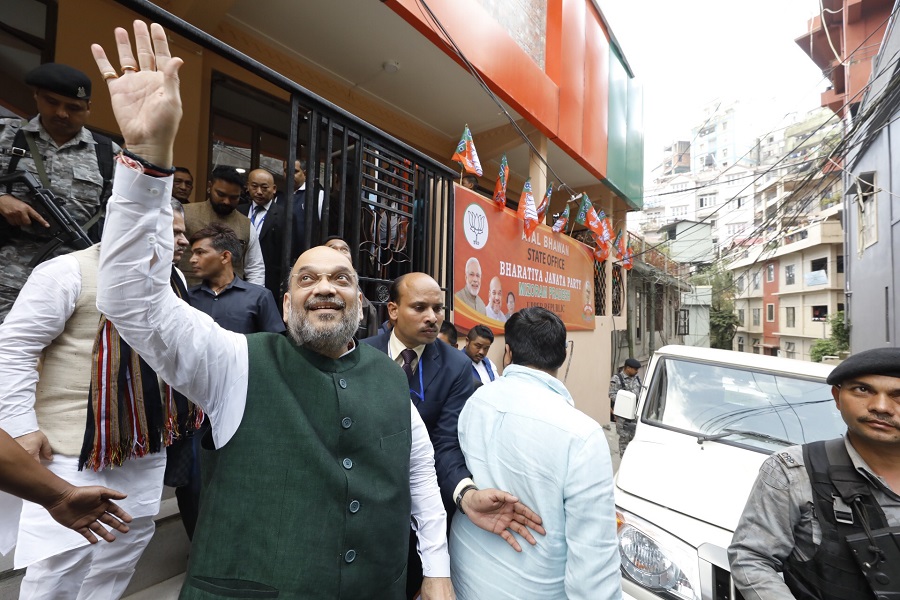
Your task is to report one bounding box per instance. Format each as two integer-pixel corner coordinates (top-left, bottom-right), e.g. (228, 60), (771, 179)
(25, 63), (91, 100)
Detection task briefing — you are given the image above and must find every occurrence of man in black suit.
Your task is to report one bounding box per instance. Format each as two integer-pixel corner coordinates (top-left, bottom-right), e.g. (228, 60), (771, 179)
(363, 272), (544, 598)
(239, 168), (284, 301)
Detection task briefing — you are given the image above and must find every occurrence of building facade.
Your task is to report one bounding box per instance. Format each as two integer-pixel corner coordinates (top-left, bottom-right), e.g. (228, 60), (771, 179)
(795, 0), (894, 117)
(841, 4), (900, 351)
(731, 211), (845, 361)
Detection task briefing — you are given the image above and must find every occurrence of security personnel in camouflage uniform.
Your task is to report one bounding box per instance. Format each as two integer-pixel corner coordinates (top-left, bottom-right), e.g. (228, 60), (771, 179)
(609, 357), (642, 456)
(0, 63), (115, 323)
(729, 347), (900, 600)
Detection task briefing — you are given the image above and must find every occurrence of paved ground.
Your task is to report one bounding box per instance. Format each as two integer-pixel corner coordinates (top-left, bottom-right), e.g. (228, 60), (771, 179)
(603, 423), (622, 473)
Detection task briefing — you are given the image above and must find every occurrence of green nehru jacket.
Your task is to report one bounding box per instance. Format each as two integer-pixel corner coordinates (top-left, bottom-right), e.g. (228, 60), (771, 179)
(181, 334), (412, 599)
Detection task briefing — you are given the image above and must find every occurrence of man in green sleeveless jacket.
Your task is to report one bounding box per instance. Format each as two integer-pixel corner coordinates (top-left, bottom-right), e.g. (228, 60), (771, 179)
(91, 22), (456, 599)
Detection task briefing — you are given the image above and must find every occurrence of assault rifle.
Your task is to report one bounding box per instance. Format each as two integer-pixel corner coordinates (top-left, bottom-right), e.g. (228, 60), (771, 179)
(0, 170), (92, 267)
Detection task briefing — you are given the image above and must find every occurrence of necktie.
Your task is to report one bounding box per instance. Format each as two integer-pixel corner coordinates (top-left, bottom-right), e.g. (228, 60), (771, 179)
(400, 348), (417, 384)
(251, 205), (266, 226)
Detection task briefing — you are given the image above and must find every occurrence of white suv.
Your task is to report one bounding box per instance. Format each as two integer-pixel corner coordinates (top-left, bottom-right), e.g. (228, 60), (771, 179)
(612, 345), (841, 600)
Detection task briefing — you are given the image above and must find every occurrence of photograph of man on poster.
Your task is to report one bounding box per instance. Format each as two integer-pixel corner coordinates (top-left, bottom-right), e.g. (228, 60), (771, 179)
(485, 277), (506, 322)
(455, 257), (487, 315)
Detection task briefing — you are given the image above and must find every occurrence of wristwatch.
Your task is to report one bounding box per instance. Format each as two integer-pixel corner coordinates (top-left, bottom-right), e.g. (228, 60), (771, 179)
(455, 484), (478, 515)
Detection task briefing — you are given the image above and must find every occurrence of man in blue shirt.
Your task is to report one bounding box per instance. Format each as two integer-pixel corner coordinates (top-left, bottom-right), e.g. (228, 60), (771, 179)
(187, 223), (285, 335)
(450, 307), (622, 600)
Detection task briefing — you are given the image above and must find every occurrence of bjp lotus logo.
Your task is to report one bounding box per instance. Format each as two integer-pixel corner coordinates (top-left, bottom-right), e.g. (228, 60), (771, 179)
(463, 203), (488, 249)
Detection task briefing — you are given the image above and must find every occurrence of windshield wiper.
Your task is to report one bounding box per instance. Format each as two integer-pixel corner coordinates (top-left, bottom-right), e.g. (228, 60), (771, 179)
(696, 428), (793, 446)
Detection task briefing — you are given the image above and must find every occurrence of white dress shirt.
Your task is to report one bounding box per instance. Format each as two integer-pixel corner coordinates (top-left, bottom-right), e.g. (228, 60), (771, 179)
(248, 199), (273, 235)
(450, 364), (622, 599)
(244, 225), (265, 285)
(96, 164), (450, 576)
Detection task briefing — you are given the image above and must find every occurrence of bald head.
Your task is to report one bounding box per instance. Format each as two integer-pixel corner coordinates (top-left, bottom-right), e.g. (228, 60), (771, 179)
(247, 168), (276, 207)
(388, 272), (445, 347)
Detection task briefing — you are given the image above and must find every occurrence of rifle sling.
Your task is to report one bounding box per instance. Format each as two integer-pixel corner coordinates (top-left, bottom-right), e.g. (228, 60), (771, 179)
(22, 131), (52, 189)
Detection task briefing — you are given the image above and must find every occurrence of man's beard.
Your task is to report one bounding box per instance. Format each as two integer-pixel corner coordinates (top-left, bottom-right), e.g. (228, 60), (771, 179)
(287, 294), (359, 356)
(210, 201), (235, 215)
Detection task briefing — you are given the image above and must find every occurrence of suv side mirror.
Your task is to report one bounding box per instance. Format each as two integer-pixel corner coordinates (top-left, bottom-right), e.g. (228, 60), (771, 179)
(614, 390), (638, 420)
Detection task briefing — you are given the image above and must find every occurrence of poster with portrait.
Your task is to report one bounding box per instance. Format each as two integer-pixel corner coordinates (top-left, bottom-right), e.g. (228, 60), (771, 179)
(453, 185), (596, 334)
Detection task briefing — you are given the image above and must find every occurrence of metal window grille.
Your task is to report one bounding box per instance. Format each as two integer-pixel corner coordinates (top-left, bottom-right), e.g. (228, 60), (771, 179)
(612, 265), (623, 316)
(594, 261), (606, 316)
(115, 0), (456, 321)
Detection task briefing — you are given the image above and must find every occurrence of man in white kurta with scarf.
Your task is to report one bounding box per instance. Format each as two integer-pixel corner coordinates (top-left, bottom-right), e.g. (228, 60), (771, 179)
(0, 199), (191, 598)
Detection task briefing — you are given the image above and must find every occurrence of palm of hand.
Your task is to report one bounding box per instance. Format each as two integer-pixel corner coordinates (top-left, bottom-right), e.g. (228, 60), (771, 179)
(106, 74), (180, 149)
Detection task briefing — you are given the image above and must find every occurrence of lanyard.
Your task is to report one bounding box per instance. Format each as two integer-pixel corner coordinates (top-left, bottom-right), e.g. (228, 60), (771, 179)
(410, 359), (425, 404)
(392, 345), (426, 404)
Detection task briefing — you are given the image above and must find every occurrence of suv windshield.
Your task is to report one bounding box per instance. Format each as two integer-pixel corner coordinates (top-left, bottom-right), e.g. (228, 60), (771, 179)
(643, 357), (845, 452)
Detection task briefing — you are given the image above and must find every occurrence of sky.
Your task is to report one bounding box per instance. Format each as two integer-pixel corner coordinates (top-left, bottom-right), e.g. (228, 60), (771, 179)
(599, 0), (828, 179)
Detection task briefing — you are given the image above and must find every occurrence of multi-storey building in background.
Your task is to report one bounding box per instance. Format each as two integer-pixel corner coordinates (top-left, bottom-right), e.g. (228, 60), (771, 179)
(795, 0), (893, 117)
(731, 207), (844, 360)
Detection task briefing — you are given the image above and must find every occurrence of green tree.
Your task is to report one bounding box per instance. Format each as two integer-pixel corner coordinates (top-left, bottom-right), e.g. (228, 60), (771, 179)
(710, 307), (739, 349)
(690, 267), (736, 349)
(809, 311), (849, 362)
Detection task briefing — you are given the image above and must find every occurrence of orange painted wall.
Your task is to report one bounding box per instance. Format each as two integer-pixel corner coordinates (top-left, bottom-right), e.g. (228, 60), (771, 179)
(387, 0), (615, 181)
(844, 6), (891, 105)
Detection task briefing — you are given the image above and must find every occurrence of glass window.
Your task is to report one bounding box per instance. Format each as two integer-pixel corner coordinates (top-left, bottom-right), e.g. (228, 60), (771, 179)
(752, 308), (761, 326)
(766, 303), (775, 321)
(677, 309), (690, 335)
(737, 336), (745, 352)
(786, 306), (796, 328)
(0, 0), (56, 116)
(738, 309), (745, 325)
(810, 257), (827, 274)
(766, 264), (775, 282)
(785, 341), (796, 359)
(857, 172), (877, 250)
(812, 305), (828, 322)
(642, 358), (842, 453)
(785, 264), (795, 285)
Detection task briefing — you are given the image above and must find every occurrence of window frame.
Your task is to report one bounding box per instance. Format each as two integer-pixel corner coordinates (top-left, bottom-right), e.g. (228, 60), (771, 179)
(784, 264), (795, 285)
(786, 306), (796, 328)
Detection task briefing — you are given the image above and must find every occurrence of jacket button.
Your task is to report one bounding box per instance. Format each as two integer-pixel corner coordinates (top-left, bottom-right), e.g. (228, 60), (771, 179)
(339, 378), (347, 389)
(345, 549), (356, 563)
(349, 500), (360, 513)
(341, 417), (352, 429)
(342, 458), (353, 469)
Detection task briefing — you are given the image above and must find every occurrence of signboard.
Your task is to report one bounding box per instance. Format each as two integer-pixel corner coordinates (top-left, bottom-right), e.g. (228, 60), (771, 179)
(805, 270), (828, 286)
(453, 185), (596, 333)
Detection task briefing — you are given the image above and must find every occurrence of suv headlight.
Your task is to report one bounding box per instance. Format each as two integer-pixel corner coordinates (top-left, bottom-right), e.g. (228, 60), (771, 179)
(616, 509), (700, 600)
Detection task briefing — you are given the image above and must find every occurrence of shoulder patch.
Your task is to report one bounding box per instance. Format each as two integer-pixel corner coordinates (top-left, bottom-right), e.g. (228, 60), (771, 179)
(776, 451), (803, 468)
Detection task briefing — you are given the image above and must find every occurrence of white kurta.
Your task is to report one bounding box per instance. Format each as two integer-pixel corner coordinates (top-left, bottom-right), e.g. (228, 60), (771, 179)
(0, 254), (165, 566)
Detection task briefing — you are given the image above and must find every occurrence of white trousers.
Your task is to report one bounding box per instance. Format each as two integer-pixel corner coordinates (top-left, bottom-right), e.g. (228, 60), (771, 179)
(18, 515), (155, 600)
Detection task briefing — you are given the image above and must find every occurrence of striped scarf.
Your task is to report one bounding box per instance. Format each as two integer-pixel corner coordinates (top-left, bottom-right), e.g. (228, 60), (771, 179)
(78, 267), (203, 472)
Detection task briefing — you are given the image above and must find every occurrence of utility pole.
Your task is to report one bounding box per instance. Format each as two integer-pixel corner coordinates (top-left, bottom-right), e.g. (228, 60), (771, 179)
(649, 279), (656, 354)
